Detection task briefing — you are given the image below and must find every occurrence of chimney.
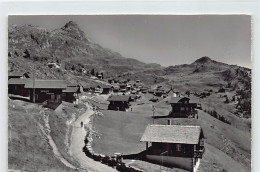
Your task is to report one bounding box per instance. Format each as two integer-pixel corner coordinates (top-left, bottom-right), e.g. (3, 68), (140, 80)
(167, 119), (171, 125)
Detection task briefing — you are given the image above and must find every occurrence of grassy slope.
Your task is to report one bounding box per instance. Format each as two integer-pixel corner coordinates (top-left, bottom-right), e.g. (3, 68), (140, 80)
(92, 94), (251, 172)
(8, 99), (72, 171)
(48, 102), (87, 168)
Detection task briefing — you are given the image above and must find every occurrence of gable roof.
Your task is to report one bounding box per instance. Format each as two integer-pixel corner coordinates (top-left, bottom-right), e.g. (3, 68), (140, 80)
(168, 97), (190, 104)
(107, 95), (130, 102)
(62, 86), (79, 93)
(119, 83), (127, 87)
(8, 78), (29, 85)
(140, 125), (203, 144)
(9, 71), (24, 77)
(25, 80), (67, 89)
(102, 85), (112, 89)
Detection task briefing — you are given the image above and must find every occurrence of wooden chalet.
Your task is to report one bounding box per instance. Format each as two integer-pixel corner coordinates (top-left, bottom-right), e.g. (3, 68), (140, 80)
(101, 85), (112, 94)
(154, 89), (164, 97)
(107, 95), (130, 111)
(24, 80), (67, 104)
(8, 78), (30, 97)
(130, 94), (137, 102)
(62, 86), (80, 104)
(8, 71), (30, 80)
(168, 97), (199, 118)
(119, 83), (127, 90)
(141, 125), (205, 172)
(112, 85), (120, 93)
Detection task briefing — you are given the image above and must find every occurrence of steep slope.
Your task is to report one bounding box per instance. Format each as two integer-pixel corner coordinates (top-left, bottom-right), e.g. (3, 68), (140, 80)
(8, 99), (73, 171)
(8, 21), (162, 80)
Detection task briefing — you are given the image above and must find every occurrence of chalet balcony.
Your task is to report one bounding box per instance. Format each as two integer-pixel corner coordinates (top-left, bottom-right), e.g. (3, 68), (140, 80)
(169, 110), (198, 118)
(193, 147), (205, 158)
(146, 147), (193, 158)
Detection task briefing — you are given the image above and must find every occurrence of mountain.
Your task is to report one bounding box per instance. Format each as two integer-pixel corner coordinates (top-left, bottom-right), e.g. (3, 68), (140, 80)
(8, 21), (163, 80)
(8, 21), (251, 92)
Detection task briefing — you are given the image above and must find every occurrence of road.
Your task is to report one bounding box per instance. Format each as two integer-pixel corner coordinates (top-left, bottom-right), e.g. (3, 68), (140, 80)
(69, 102), (117, 172)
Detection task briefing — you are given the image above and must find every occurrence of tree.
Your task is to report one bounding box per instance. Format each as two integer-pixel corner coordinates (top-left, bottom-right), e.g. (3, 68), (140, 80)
(96, 72), (99, 77)
(90, 69), (95, 76)
(101, 72), (104, 79)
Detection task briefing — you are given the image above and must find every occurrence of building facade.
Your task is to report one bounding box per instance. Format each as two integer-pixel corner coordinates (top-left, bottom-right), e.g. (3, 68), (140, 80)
(141, 125), (205, 172)
(107, 95), (130, 111)
(168, 97), (199, 118)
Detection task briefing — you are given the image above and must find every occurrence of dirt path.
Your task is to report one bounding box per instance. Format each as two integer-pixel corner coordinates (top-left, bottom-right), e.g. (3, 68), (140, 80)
(69, 102), (117, 172)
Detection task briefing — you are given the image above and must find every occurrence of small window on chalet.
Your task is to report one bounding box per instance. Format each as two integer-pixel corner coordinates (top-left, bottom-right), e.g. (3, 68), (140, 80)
(180, 107), (185, 111)
(176, 144), (182, 151)
(57, 95), (61, 102)
(186, 107), (189, 111)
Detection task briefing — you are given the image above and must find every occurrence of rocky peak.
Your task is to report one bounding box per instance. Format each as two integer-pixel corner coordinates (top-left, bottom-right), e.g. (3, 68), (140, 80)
(193, 56), (212, 64)
(60, 21), (88, 41)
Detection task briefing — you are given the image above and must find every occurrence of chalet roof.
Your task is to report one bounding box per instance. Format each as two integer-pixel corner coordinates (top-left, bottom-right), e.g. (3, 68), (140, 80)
(62, 86), (79, 93)
(25, 80), (67, 89)
(140, 125), (203, 144)
(130, 94), (136, 99)
(102, 85), (112, 89)
(155, 89), (163, 93)
(8, 78), (29, 85)
(107, 95), (130, 102)
(9, 71), (24, 77)
(168, 97), (190, 104)
(119, 83), (127, 87)
(9, 71), (29, 77)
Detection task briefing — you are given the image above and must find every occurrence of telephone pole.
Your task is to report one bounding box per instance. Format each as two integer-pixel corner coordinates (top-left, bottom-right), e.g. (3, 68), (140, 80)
(152, 105), (155, 124)
(33, 64), (35, 103)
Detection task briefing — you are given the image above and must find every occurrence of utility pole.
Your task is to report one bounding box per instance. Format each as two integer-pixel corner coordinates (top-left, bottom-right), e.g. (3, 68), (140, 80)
(33, 64), (35, 103)
(152, 105), (155, 124)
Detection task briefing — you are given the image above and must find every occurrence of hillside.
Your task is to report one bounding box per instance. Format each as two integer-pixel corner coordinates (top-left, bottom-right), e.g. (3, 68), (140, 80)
(8, 21), (162, 81)
(8, 99), (74, 171)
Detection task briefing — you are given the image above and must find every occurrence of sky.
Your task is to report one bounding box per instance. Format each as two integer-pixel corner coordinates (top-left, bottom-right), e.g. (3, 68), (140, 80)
(8, 15), (251, 68)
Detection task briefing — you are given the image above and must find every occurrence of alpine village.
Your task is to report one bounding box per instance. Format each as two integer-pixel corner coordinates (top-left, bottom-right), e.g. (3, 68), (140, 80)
(8, 21), (251, 172)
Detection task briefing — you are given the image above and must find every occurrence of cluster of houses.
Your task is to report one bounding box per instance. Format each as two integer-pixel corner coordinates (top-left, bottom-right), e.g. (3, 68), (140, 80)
(8, 71), (80, 106)
(140, 97), (204, 172)
(8, 71), (205, 171)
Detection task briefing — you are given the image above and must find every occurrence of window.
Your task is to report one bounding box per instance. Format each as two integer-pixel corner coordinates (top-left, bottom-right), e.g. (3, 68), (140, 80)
(186, 107), (189, 111)
(57, 95), (61, 102)
(180, 107), (185, 111)
(176, 144), (182, 151)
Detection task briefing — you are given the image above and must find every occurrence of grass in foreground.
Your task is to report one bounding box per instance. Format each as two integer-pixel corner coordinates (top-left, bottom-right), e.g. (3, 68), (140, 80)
(8, 99), (72, 171)
(92, 96), (251, 172)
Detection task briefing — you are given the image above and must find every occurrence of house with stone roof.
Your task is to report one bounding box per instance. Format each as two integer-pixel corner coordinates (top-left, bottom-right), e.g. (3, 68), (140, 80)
(141, 124), (205, 171)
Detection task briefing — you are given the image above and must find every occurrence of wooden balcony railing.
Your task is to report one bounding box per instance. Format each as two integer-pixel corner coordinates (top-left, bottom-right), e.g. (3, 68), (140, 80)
(194, 147), (205, 158)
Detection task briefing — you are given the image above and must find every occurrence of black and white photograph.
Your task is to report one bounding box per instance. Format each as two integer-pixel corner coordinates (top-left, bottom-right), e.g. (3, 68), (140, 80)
(8, 15), (251, 172)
